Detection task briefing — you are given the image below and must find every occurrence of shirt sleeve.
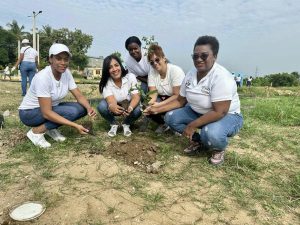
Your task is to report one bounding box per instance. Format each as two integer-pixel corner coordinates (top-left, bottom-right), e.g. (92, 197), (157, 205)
(147, 68), (156, 87)
(179, 75), (188, 97)
(128, 73), (139, 95)
(67, 70), (77, 90)
(20, 47), (26, 54)
(170, 65), (185, 87)
(211, 73), (234, 102)
(35, 75), (52, 97)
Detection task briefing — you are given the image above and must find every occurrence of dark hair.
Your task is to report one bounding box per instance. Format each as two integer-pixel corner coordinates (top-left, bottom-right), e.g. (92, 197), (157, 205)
(194, 36), (219, 57)
(125, 36), (142, 50)
(147, 44), (165, 61)
(99, 54), (128, 93)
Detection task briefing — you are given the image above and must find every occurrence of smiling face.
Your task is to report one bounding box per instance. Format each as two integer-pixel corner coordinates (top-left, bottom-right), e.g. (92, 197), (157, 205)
(193, 44), (216, 75)
(149, 54), (167, 74)
(49, 52), (70, 77)
(109, 58), (122, 81)
(127, 43), (142, 62)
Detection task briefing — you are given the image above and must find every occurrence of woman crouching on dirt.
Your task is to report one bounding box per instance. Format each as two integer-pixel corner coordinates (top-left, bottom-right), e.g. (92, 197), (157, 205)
(146, 44), (185, 133)
(145, 36), (243, 165)
(19, 43), (96, 148)
(98, 54), (141, 137)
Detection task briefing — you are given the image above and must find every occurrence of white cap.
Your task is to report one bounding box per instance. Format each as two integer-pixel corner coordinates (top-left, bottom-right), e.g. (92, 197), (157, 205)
(21, 39), (30, 44)
(49, 43), (72, 57)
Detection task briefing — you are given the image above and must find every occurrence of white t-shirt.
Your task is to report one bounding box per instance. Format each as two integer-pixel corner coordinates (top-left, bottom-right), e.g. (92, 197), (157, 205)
(19, 66), (77, 110)
(148, 63), (185, 96)
(125, 50), (150, 77)
(180, 63), (241, 114)
(21, 46), (38, 63)
(236, 76), (241, 82)
(102, 73), (139, 102)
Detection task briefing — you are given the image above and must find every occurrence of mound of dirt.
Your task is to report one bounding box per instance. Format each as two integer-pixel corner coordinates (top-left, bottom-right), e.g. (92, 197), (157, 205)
(102, 139), (161, 173)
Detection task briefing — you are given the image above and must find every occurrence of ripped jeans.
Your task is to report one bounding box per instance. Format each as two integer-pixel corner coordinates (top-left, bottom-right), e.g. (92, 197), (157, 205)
(165, 105), (243, 151)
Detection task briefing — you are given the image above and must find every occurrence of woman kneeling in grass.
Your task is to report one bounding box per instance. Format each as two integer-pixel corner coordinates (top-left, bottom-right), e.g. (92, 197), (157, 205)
(98, 55), (141, 137)
(19, 43), (96, 148)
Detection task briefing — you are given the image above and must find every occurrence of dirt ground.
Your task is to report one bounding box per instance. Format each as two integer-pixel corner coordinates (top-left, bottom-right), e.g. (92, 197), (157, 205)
(0, 82), (299, 225)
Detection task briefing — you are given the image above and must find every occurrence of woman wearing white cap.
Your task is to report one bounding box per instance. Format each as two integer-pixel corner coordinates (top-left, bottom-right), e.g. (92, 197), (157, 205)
(12, 39), (38, 96)
(18, 43), (97, 148)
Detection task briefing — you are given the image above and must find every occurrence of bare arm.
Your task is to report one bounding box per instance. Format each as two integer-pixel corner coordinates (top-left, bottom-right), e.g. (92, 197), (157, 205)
(154, 86), (181, 107)
(70, 88), (96, 117)
(38, 97), (89, 134)
(105, 95), (124, 115)
(148, 86), (158, 105)
(183, 100), (231, 140)
(144, 95), (187, 115)
(13, 53), (24, 68)
(123, 93), (140, 116)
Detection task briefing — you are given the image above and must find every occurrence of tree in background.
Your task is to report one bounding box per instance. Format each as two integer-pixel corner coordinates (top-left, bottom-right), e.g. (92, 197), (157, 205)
(112, 51), (123, 63)
(252, 72), (300, 87)
(0, 26), (18, 67)
(39, 26), (93, 70)
(6, 20), (29, 41)
(142, 35), (158, 54)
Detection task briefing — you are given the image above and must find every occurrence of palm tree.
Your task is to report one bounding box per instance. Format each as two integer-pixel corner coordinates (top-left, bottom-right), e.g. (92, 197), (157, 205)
(6, 20), (28, 40)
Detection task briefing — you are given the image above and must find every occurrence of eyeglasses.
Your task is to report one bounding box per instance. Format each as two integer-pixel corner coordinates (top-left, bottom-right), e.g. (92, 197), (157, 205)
(191, 52), (209, 61)
(149, 57), (160, 66)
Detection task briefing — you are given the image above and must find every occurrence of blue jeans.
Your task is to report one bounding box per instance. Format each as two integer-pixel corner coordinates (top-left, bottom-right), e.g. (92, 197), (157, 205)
(19, 102), (87, 130)
(165, 105), (244, 151)
(97, 99), (141, 125)
(20, 61), (37, 96)
(140, 81), (148, 94)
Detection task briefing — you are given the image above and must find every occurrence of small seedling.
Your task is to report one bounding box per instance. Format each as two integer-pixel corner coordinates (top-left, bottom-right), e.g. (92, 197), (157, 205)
(129, 84), (157, 110)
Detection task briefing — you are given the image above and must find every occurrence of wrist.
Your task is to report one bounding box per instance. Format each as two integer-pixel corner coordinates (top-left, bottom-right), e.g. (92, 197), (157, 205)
(128, 105), (134, 111)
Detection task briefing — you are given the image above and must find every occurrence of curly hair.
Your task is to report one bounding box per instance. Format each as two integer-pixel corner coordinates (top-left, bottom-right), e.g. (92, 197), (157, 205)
(194, 36), (219, 57)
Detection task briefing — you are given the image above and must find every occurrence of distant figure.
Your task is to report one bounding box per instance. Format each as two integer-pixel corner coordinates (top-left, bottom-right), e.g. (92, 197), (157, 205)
(235, 74), (241, 87)
(4, 65), (11, 80)
(247, 76), (253, 87)
(12, 39), (38, 96)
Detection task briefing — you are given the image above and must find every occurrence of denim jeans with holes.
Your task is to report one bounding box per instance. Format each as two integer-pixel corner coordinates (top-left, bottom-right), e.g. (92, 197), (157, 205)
(19, 102), (87, 130)
(97, 99), (141, 125)
(164, 104), (243, 150)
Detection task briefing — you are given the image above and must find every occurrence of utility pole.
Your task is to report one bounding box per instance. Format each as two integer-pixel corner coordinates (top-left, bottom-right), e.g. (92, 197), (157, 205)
(29, 11), (42, 51)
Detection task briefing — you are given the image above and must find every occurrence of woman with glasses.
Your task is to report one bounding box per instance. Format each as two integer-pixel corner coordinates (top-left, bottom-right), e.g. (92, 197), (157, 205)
(146, 44), (185, 133)
(98, 55), (141, 137)
(145, 36), (243, 165)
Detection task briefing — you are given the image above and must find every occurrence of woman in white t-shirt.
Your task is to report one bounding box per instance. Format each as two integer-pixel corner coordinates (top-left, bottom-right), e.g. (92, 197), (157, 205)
(19, 43), (96, 148)
(147, 44), (185, 133)
(98, 55), (141, 137)
(124, 36), (151, 94)
(145, 36), (243, 165)
(12, 39), (38, 96)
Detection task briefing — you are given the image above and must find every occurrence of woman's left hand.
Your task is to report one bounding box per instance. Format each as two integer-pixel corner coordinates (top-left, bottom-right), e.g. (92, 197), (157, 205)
(87, 107), (97, 118)
(122, 106), (133, 116)
(183, 124), (197, 141)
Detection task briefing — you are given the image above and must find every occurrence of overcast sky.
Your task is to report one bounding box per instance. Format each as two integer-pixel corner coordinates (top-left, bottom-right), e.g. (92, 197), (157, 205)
(1, 0), (300, 76)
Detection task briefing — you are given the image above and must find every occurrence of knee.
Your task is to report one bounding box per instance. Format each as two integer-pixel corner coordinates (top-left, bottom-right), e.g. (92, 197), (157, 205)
(201, 125), (227, 150)
(132, 106), (142, 117)
(165, 110), (176, 127)
(97, 99), (109, 114)
(69, 103), (87, 118)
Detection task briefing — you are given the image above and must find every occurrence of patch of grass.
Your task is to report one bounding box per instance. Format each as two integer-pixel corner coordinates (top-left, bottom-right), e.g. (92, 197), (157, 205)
(143, 192), (165, 211)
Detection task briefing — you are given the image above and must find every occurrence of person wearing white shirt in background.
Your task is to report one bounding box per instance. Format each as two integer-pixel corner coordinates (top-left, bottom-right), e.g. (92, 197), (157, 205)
(19, 43), (97, 148)
(147, 44), (185, 133)
(145, 36), (243, 165)
(98, 55), (141, 137)
(4, 65), (11, 80)
(124, 36), (151, 94)
(12, 39), (38, 96)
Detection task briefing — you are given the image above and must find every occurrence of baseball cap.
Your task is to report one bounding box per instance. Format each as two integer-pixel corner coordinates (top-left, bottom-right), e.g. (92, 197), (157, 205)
(21, 39), (30, 44)
(49, 43), (72, 57)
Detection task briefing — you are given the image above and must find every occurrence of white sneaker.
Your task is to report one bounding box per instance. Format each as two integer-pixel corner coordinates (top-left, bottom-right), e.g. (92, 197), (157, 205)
(27, 129), (51, 148)
(46, 129), (66, 142)
(122, 124), (132, 137)
(108, 125), (118, 137)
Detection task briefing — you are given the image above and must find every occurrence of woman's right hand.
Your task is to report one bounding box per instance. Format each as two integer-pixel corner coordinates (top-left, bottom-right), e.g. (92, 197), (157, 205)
(109, 104), (125, 115)
(75, 124), (89, 134)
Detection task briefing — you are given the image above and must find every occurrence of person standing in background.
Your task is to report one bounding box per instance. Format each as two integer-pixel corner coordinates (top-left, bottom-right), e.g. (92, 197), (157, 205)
(12, 39), (38, 96)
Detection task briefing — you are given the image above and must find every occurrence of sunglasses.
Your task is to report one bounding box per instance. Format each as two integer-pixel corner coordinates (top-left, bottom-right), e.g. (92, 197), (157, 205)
(149, 57), (160, 66)
(191, 52), (209, 61)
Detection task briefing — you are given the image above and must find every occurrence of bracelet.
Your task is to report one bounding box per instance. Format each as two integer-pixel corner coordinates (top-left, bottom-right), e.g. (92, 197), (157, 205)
(128, 106), (133, 111)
